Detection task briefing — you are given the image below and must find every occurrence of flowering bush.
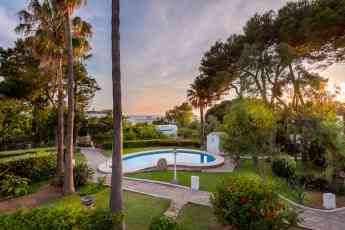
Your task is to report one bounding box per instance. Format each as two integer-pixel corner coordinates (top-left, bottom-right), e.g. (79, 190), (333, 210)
(211, 175), (300, 230)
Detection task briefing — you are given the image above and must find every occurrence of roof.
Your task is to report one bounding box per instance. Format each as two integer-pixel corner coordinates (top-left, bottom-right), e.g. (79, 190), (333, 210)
(208, 132), (226, 136)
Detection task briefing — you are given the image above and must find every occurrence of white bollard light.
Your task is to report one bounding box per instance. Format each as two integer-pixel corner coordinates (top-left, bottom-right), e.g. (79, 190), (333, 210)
(191, 176), (199, 191)
(323, 193), (336, 209)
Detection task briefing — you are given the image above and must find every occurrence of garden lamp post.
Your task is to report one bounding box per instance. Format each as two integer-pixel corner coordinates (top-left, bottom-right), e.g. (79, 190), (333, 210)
(172, 148), (178, 184)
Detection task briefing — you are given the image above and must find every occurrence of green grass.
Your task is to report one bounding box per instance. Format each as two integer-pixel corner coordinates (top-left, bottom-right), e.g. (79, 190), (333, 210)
(127, 171), (234, 193)
(0, 147), (55, 158)
(127, 159), (302, 202)
(27, 180), (50, 194)
(0, 147), (85, 164)
(177, 203), (220, 230)
(41, 188), (170, 230)
(0, 151), (52, 163)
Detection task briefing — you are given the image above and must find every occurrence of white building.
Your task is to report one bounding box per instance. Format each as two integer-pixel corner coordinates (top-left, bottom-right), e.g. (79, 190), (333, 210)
(207, 132), (226, 155)
(125, 115), (161, 124)
(86, 110), (111, 119)
(155, 124), (178, 137)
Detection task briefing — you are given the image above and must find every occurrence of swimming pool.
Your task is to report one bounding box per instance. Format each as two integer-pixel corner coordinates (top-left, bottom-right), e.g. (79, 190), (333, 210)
(98, 148), (224, 173)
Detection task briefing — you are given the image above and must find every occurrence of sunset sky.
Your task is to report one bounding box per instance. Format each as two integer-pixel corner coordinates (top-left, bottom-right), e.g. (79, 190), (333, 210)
(0, 0), (344, 115)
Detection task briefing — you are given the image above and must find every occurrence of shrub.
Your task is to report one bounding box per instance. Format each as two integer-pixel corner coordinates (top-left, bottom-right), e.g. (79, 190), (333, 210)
(149, 216), (184, 230)
(0, 207), (123, 230)
(0, 147), (55, 159)
(0, 152), (56, 182)
(0, 174), (30, 197)
(74, 162), (94, 188)
(271, 155), (297, 180)
(297, 174), (330, 191)
(211, 175), (300, 230)
(81, 208), (124, 230)
(97, 176), (106, 187)
(102, 139), (200, 150)
(79, 182), (106, 196)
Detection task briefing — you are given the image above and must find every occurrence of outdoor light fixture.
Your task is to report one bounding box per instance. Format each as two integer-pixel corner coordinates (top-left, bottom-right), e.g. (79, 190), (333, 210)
(172, 148), (178, 184)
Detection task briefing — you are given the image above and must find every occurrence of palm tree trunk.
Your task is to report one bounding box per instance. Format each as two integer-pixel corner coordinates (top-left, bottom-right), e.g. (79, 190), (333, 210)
(110, 0), (124, 219)
(200, 105), (205, 148)
(63, 12), (75, 195)
(56, 58), (64, 179)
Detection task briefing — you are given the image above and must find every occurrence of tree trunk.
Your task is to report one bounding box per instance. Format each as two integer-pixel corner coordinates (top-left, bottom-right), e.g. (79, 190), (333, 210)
(110, 0), (124, 222)
(73, 82), (78, 147)
(63, 12), (75, 195)
(200, 105), (205, 148)
(56, 58), (64, 179)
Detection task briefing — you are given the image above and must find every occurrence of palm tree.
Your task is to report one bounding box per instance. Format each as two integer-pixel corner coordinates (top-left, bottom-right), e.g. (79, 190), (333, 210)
(16, 0), (66, 179)
(110, 0), (124, 222)
(55, 0), (87, 195)
(187, 75), (215, 147)
(17, 0), (92, 192)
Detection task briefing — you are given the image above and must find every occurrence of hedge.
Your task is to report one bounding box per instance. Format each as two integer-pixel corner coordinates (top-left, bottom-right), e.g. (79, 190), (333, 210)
(0, 207), (123, 230)
(0, 152), (56, 182)
(0, 147), (55, 159)
(102, 139), (200, 150)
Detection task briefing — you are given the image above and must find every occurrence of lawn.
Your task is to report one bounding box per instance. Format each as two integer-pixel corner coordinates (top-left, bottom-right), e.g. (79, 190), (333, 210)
(0, 147), (55, 158)
(0, 147), (85, 164)
(41, 188), (170, 230)
(127, 159), (303, 203)
(177, 203), (220, 230)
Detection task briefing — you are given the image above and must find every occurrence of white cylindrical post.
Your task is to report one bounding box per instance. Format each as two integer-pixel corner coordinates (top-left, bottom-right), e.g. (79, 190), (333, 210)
(191, 176), (199, 191)
(172, 148), (178, 184)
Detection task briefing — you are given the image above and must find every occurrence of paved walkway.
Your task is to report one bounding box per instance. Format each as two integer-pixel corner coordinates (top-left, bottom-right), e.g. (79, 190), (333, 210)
(298, 208), (345, 230)
(81, 148), (210, 217)
(202, 156), (235, 173)
(80, 148), (345, 229)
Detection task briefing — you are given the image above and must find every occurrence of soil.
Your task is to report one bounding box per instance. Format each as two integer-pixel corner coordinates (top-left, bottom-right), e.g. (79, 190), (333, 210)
(306, 191), (345, 209)
(0, 184), (62, 213)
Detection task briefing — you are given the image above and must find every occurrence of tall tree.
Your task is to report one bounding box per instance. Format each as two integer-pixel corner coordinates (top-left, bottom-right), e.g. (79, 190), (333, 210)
(187, 75), (216, 146)
(165, 102), (193, 128)
(16, 0), (66, 178)
(55, 0), (87, 195)
(110, 0), (124, 223)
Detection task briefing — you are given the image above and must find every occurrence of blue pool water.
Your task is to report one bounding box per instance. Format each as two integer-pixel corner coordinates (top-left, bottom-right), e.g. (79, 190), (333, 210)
(122, 149), (216, 173)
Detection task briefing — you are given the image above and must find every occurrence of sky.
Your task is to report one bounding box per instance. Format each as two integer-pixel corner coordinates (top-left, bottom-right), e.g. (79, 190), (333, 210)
(0, 0), (344, 115)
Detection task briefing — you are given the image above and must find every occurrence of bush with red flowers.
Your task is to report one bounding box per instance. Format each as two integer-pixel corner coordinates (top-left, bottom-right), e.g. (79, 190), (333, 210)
(211, 175), (301, 230)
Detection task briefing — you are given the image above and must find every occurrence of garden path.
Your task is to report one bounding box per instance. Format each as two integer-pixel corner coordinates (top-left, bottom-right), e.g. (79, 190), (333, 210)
(81, 148), (345, 229)
(0, 185), (61, 212)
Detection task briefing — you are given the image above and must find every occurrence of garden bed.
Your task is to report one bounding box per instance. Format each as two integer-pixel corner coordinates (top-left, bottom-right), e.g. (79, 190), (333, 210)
(305, 191), (345, 209)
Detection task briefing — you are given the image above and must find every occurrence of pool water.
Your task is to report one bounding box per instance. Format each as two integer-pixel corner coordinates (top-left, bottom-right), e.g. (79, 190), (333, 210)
(99, 149), (220, 173)
(122, 149), (215, 173)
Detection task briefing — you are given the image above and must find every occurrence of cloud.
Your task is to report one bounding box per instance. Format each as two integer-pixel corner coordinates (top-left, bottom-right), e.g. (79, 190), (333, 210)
(0, 6), (18, 47)
(118, 0), (290, 114)
(2, 1), (344, 115)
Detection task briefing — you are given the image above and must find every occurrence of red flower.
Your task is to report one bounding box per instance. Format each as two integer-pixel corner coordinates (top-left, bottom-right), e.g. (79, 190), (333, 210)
(264, 211), (277, 220)
(239, 196), (248, 204)
(250, 207), (257, 215)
